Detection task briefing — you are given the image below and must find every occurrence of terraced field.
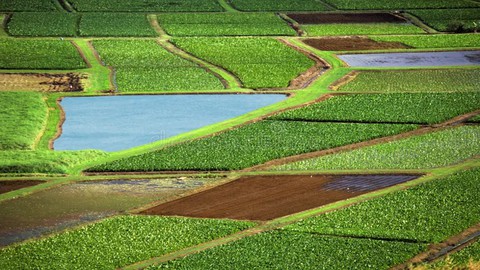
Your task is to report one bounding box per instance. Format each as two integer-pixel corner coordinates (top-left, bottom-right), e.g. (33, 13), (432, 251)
(1, 0), (479, 269)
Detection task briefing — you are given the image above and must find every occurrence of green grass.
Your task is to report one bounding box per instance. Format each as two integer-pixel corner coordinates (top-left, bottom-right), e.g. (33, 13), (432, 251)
(0, 150), (108, 174)
(0, 39), (87, 69)
(470, 114), (480, 122)
(230, 0), (332, 11)
(0, 92), (47, 150)
(337, 69), (480, 93)
(408, 9), (480, 32)
(270, 93), (480, 124)
(0, 215), (254, 269)
(371, 34), (480, 48)
(303, 23), (425, 36)
(172, 37), (314, 89)
(87, 121), (416, 172)
(323, 0), (480, 10)
(275, 125), (480, 171)
(68, 0), (223, 12)
(92, 39), (223, 92)
(157, 13), (296, 36)
(152, 230), (425, 269)
(429, 240), (480, 268)
(0, 0), (58, 11)
(284, 167), (480, 243)
(7, 12), (77, 36)
(79, 13), (157, 37)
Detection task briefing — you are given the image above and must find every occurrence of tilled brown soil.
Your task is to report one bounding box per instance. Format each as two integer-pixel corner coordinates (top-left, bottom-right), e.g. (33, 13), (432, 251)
(0, 73), (85, 92)
(303, 36), (410, 51)
(0, 180), (45, 195)
(287, 13), (407, 24)
(141, 174), (419, 221)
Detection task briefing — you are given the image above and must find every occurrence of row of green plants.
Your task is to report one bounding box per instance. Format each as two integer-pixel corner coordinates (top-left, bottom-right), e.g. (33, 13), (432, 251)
(408, 9), (480, 32)
(371, 33), (480, 48)
(336, 69), (480, 93)
(275, 125), (480, 170)
(87, 121), (416, 172)
(322, 0), (479, 10)
(67, 0), (223, 12)
(92, 39), (223, 92)
(284, 167), (480, 243)
(230, 0), (332, 11)
(302, 23), (424, 36)
(157, 13), (296, 36)
(172, 37), (314, 89)
(0, 0), (58, 11)
(0, 215), (254, 269)
(8, 12), (157, 37)
(0, 92), (47, 150)
(0, 39), (86, 69)
(270, 92), (480, 124)
(426, 240), (480, 269)
(152, 230), (425, 269)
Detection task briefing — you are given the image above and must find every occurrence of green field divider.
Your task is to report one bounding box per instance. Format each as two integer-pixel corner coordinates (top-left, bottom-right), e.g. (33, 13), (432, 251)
(217, 0), (241, 12)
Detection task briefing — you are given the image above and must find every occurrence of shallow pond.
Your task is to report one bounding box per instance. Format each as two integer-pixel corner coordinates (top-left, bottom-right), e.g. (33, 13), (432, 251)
(54, 94), (286, 151)
(0, 177), (218, 247)
(338, 50), (480, 67)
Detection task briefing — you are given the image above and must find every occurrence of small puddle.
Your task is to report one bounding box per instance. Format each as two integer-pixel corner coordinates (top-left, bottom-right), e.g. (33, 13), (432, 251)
(54, 94), (286, 151)
(0, 177), (218, 247)
(338, 50), (480, 67)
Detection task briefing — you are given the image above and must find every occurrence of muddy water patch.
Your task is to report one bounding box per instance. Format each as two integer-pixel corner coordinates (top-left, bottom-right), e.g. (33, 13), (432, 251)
(338, 50), (480, 67)
(0, 177), (217, 247)
(141, 174), (421, 221)
(54, 94), (286, 151)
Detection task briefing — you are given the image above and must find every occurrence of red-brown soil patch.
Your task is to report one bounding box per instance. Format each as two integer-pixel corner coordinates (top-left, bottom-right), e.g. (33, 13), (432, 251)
(303, 36), (410, 51)
(141, 174), (419, 221)
(0, 73), (85, 92)
(0, 180), (45, 194)
(287, 13), (407, 24)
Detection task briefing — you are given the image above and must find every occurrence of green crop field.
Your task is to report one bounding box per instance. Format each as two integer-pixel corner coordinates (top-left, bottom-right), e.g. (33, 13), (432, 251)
(0, 216), (254, 269)
(336, 69), (480, 93)
(270, 93), (480, 124)
(0, 92), (47, 150)
(79, 13), (156, 37)
(303, 23), (424, 36)
(92, 39), (223, 91)
(0, 0), (58, 11)
(172, 37), (314, 88)
(153, 230), (425, 270)
(371, 34), (480, 48)
(158, 13), (296, 36)
(87, 121), (416, 172)
(427, 240), (480, 268)
(0, 150), (108, 174)
(68, 0), (223, 12)
(7, 12), (77, 37)
(285, 167), (480, 243)
(408, 9), (480, 32)
(230, 0), (332, 11)
(323, 0), (480, 10)
(0, 39), (87, 69)
(275, 125), (480, 170)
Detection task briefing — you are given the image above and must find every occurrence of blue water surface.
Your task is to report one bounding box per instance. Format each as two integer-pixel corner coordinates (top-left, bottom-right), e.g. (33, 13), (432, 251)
(54, 94), (285, 151)
(338, 50), (480, 67)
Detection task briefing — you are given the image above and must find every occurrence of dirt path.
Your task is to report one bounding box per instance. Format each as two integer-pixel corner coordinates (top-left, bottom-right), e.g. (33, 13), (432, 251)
(391, 223), (480, 269)
(147, 14), (167, 37)
(71, 41), (92, 69)
(329, 70), (359, 90)
(49, 97), (66, 150)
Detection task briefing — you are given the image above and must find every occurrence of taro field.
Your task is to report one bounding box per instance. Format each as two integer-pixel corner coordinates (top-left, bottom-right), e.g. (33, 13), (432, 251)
(0, 0), (479, 269)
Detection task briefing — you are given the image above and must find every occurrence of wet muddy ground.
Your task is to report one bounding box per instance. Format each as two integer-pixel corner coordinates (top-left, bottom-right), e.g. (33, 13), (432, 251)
(0, 180), (45, 195)
(303, 37), (410, 51)
(141, 174), (420, 221)
(0, 73), (85, 92)
(0, 177), (218, 247)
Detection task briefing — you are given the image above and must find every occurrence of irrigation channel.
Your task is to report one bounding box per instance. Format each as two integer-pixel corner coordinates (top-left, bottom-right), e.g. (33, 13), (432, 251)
(54, 94), (286, 151)
(338, 50), (480, 67)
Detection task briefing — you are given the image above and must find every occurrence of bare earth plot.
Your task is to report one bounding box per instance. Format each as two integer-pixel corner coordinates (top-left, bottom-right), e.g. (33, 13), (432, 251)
(0, 180), (44, 195)
(302, 36), (410, 51)
(0, 73), (85, 92)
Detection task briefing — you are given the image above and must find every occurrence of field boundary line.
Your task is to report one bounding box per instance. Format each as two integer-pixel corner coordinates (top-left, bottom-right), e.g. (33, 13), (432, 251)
(157, 39), (242, 89)
(401, 12), (438, 34)
(217, 0), (240, 12)
(147, 14), (167, 37)
(31, 95), (50, 150)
